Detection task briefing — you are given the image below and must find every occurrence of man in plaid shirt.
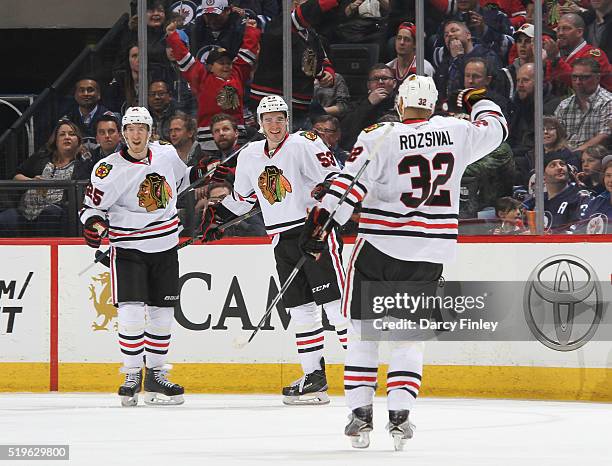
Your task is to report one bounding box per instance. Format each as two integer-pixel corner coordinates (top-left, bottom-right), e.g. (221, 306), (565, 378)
(555, 57), (612, 152)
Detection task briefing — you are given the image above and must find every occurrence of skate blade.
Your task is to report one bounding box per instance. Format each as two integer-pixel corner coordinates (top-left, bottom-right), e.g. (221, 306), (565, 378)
(143, 392), (184, 406)
(282, 392), (330, 406)
(349, 431), (371, 449)
(389, 424), (414, 451)
(120, 394), (138, 407)
(392, 433), (406, 451)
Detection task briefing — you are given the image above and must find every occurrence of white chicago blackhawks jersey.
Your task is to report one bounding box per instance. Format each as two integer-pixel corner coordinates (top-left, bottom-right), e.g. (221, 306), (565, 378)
(222, 131), (340, 234)
(79, 142), (193, 253)
(321, 100), (508, 263)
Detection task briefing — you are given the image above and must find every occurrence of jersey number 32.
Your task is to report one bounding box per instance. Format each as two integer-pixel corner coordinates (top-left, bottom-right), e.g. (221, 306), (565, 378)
(399, 152), (454, 208)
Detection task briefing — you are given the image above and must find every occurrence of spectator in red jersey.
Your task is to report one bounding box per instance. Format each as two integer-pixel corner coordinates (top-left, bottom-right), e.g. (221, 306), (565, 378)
(544, 13), (612, 91)
(166, 18), (261, 151)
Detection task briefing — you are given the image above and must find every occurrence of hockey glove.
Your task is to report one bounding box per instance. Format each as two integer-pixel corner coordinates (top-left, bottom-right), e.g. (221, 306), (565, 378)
(299, 207), (334, 260)
(311, 178), (332, 201)
(211, 164), (234, 185)
(83, 217), (108, 249)
(455, 87), (489, 113)
(199, 205), (225, 243)
(190, 156), (226, 185)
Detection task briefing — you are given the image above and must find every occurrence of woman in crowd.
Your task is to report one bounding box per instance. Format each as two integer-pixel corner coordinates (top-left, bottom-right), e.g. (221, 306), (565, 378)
(518, 115), (580, 185)
(108, 43), (140, 114)
(0, 120), (93, 236)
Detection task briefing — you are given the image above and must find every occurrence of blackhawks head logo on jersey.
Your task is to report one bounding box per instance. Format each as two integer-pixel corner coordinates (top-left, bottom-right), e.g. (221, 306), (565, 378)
(216, 85), (240, 110)
(258, 166), (292, 205)
(137, 173), (173, 212)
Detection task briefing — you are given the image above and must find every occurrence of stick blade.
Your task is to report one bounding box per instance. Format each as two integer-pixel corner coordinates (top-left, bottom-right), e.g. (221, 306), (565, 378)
(232, 336), (249, 349)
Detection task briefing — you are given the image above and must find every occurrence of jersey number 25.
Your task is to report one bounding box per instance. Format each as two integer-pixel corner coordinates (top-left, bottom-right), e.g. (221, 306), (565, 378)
(398, 152), (454, 208)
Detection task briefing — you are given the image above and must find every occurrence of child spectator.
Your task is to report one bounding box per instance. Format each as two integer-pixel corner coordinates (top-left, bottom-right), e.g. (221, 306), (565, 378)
(576, 144), (608, 195)
(490, 196), (526, 234)
(165, 18), (261, 150)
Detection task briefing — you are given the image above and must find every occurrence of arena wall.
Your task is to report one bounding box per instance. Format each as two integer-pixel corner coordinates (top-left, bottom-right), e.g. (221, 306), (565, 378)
(0, 0), (126, 29)
(1, 237), (611, 400)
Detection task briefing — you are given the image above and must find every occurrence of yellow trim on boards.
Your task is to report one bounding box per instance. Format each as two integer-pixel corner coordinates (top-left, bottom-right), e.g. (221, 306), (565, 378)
(2, 363), (612, 401)
(1, 363), (50, 392)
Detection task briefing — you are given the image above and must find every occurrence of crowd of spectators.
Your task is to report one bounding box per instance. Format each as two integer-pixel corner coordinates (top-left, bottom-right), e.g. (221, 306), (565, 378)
(2, 0), (612, 236)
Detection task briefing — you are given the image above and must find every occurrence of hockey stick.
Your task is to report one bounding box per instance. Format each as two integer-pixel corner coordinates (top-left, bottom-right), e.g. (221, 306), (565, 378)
(78, 141), (256, 276)
(78, 207), (263, 275)
(77, 249), (109, 276)
(178, 139), (254, 199)
(234, 123), (394, 348)
(177, 206), (262, 250)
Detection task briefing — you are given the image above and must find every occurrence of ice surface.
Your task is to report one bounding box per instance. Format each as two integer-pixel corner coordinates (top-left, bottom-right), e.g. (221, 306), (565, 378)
(0, 394), (610, 466)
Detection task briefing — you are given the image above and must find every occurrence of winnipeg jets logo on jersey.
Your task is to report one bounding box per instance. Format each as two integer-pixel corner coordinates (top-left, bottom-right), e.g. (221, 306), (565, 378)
(586, 214), (608, 234)
(258, 166), (293, 205)
(544, 211), (552, 230)
(137, 173), (173, 212)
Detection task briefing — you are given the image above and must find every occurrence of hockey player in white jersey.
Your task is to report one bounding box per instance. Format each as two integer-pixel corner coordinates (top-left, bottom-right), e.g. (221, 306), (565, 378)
(200, 95), (349, 405)
(300, 76), (508, 448)
(80, 107), (206, 407)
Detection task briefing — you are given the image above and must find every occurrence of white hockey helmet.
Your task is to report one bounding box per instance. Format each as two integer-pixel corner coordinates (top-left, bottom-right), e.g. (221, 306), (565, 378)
(122, 106), (153, 131)
(395, 74), (438, 119)
(257, 95), (289, 127)
(122, 107), (153, 151)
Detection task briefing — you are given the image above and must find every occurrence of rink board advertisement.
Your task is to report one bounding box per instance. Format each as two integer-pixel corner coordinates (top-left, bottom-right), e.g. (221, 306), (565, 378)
(1, 237), (612, 399)
(0, 245), (50, 362)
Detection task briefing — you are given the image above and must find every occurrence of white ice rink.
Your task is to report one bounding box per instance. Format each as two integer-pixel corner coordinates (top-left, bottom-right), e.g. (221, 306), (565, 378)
(1, 394), (611, 466)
